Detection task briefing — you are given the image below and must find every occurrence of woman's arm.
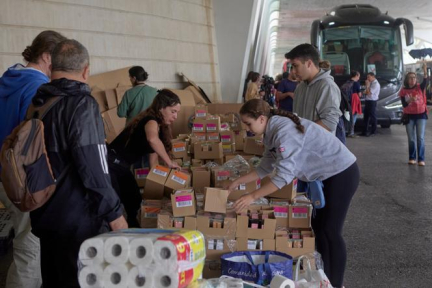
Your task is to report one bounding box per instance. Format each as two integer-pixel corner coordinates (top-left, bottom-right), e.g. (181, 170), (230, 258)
(149, 152), (159, 168)
(145, 120), (178, 168)
(233, 182), (279, 212)
(228, 170), (260, 191)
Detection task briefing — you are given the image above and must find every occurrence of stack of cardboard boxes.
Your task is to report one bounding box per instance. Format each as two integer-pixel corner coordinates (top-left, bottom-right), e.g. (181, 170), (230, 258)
(132, 103), (315, 277)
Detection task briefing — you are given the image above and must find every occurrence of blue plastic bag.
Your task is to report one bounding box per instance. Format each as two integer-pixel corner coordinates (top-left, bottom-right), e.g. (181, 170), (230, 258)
(221, 251), (293, 285)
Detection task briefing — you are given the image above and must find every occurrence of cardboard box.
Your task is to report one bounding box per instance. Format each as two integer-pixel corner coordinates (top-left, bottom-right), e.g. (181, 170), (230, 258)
(262, 177), (297, 200)
(170, 189), (196, 217)
(170, 89), (197, 137)
(140, 200), (163, 228)
(206, 117), (221, 132)
(164, 170), (191, 195)
(205, 238), (236, 260)
(191, 167), (211, 194)
(270, 204), (289, 229)
(206, 132), (220, 142)
(115, 85), (131, 105)
(234, 130), (247, 151)
(220, 131), (235, 144)
(236, 214), (276, 240)
(88, 67), (132, 91)
(101, 108), (126, 143)
(243, 137), (264, 156)
(194, 142), (223, 160)
(196, 214), (237, 239)
(192, 159), (203, 167)
(207, 103), (242, 115)
(172, 141), (188, 159)
(192, 118), (206, 133)
(195, 104), (208, 118)
(236, 238), (275, 251)
(228, 179), (261, 201)
(192, 133), (207, 143)
(143, 165), (170, 199)
(204, 188), (229, 214)
(105, 89), (118, 110)
(203, 261), (222, 279)
(157, 213), (197, 230)
(135, 168), (150, 188)
(92, 90), (108, 112)
(219, 114), (236, 123)
(289, 205), (312, 228)
(275, 230), (315, 258)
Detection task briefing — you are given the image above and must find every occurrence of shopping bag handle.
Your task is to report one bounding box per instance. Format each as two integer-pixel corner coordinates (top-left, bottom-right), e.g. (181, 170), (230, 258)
(245, 251), (255, 266)
(294, 255), (313, 281)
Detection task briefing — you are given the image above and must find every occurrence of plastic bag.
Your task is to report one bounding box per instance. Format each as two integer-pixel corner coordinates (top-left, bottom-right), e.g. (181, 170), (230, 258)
(294, 255), (333, 288)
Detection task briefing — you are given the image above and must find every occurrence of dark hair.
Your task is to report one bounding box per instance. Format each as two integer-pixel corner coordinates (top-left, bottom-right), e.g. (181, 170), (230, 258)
(367, 72), (375, 77)
(403, 72), (417, 88)
(282, 72), (289, 79)
(126, 89), (181, 154)
(246, 71), (255, 81)
(22, 30), (66, 63)
(350, 70), (360, 78)
(250, 72), (260, 82)
(51, 39), (89, 72)
(285, 43), (320, 67)
(240, 99), (304, 134)
(129, 66), (149, 82)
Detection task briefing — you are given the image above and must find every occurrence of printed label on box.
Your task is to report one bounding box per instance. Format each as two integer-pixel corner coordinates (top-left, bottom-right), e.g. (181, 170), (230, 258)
(136, 168), (150, 179)
(172, 171), (187, 185)
(221, 123), (229, 129)
(173, 142), (186, 152)
(247, 240), (257, 250)
(194, 133), (206, 141)
(193, 124), (204, 131)
(292, 207), (308, 218)
(293, 178), (298, 190)
(238, 183), (246, 190)
(274, 206), (288, 218)
(207, 124), (217, 131)
(221, 135), (232, 143)
(208, 133), (219, 141)
(217, 171), (230, 181)
(175, 195), (193, 207)
(222, 144), (232, 152)
(216, 240), (224, 250)
(256, 179), (261, 189)
(153, 166), (169, 177)
(196, 110), (207, 117)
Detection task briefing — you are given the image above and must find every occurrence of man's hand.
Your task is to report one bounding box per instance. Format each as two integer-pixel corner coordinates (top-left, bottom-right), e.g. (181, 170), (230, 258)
(109, 215), (128, 231)
(233, 194), (255, 212)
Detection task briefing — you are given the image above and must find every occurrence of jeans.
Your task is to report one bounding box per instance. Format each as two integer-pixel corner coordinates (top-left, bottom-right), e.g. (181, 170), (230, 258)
(406, 118), (426, 162)
(350, 113), (358, 135)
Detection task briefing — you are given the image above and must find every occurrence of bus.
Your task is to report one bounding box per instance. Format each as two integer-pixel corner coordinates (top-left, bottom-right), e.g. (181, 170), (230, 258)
(311, 4), (413, 128)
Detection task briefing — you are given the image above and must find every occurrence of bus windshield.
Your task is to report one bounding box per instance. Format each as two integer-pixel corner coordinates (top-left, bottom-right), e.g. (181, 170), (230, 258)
(320, 26), (402, 81)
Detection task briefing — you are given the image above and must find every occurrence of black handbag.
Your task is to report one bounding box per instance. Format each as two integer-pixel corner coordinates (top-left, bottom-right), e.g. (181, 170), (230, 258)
(401, 113), (410, 125)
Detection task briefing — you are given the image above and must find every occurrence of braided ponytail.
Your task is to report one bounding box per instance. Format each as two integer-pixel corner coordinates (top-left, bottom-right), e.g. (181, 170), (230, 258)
(240, 99), (305, 134)
(270, 108), (305, 133)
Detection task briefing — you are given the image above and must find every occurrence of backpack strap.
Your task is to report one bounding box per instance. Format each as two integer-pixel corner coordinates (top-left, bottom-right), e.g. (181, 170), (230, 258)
(26, 96), (64, 120)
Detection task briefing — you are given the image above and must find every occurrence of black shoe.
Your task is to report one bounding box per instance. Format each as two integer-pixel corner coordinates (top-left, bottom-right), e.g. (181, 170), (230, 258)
(358, 133), (368, 137)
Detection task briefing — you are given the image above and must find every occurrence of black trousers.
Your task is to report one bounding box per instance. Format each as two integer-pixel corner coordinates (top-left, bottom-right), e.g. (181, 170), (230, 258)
(362, 100), (377, 135)
(311, 162), (360, 288)
(108, 161), (141, 228)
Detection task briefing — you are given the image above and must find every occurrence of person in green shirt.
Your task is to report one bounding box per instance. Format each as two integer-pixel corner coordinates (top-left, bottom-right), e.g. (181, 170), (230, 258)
(117, 66), (158, 124)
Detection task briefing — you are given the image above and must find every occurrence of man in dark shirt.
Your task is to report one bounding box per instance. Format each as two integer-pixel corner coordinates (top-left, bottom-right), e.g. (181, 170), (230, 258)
(30, 39), (127, 288)
(276, 71), (297, 112)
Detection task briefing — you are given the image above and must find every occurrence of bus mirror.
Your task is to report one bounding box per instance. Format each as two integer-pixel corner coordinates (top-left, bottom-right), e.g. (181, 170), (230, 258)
(394, 18), (414, 46)
(310, 20), (321, 48)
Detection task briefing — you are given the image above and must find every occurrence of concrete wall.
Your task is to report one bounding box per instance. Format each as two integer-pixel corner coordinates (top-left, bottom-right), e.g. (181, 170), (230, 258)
(213, 0), (257, 103)
(0, 0), (221, 101)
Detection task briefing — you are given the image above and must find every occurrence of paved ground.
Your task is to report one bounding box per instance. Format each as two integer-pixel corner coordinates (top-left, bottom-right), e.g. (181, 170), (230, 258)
(0, 123), (431, 288)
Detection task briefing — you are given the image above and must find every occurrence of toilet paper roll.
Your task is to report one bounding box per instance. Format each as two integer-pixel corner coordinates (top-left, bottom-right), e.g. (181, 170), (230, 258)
(78, 237), (107, 265)
(153, 260), (204, 288)
(128, 266), (153, 288)
(103, 263), (131, 288)
(78, 265), (104, 288)
(129, 237), (157, 266)
(103, 236), (131, 264)
(269, 274), (295, 288)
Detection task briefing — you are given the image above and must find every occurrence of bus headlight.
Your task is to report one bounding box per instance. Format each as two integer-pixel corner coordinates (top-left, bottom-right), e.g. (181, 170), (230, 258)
(384, 100), (403, 110)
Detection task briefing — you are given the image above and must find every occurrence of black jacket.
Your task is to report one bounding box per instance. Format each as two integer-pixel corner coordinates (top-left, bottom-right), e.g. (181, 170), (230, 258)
(30, 78), (122, 240)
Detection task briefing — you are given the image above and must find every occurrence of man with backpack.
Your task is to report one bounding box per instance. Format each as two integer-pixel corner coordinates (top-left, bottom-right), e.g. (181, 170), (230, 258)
(28, 39), (127, 287)
(0, 30), (66, 288)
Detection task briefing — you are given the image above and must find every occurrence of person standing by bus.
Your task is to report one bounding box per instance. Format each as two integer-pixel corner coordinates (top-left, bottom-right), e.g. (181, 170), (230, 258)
(360, 72), (380, 137)
(399, 63), (428, 166)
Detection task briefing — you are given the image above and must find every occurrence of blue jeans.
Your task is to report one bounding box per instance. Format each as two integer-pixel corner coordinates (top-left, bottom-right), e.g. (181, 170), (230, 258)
(406, 118), (426, 162)
(350, 113), (358, 135)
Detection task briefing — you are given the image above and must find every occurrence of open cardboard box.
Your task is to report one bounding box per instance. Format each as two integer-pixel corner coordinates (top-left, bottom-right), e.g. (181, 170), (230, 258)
(101, 108), (126, 144)
(275, 229), (315, 258)
(157, 213), (197, 230)
(236, 238), (275, 251)
(236, 212), (276, 240)
(205, 238), (236, 260)
(228, 179), (261, 201)
(194, 142), (223, 160)
(196, 213), (237, 239)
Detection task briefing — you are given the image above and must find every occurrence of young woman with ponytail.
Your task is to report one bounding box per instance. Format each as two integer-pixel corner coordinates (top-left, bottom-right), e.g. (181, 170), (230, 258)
(228, 99), (360, 288)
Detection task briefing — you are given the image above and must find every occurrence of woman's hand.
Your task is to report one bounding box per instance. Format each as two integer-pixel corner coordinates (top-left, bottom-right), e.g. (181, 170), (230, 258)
(168, 161), (181, 169)
(233, 194), (255, 213)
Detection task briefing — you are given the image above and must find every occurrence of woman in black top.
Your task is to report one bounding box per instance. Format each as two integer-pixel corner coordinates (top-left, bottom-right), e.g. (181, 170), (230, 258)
(108, 89), (181, 226)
